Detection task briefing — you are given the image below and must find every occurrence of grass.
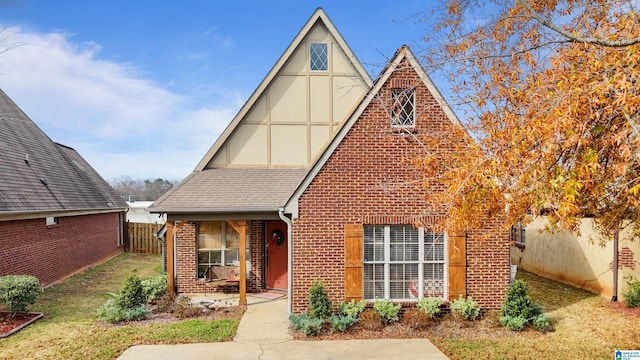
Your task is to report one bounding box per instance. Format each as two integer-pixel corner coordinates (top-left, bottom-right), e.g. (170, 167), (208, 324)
(432, 271), (640, 359)
(0, 253), (241, 360)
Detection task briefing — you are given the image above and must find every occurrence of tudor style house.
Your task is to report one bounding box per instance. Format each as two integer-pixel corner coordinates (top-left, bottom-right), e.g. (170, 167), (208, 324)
(0, 89), (128, 287)
(150, 8), (510, 313)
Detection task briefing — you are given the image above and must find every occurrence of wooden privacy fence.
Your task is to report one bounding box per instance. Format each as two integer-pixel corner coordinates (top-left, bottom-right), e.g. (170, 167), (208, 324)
(125, 222), (163, 254)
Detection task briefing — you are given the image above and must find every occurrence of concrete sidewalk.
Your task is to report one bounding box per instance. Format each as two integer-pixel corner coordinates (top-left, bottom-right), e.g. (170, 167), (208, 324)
(118, 294), (449, 360)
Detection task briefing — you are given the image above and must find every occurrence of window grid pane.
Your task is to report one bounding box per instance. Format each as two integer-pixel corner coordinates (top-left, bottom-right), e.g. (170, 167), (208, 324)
(389, 263), (418, 299)
(391, 88), (415, 127)
(310, 43), (328, 71)
(364, 263), (385, 299)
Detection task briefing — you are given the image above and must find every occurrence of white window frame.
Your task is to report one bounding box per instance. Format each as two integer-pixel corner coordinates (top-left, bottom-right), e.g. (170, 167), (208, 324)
(45, 216), (58, 226)
(363, 225), (447, 301)
(197, 221), (240, 278)
(309, 42), (329, 72)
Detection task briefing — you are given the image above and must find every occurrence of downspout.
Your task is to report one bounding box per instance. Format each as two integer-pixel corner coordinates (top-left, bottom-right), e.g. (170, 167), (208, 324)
(278, 207), (293, 315)
(612, 229), (619, 302)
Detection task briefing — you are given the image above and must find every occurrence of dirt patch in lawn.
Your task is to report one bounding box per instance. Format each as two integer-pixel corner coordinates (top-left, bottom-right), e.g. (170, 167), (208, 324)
(96, 304), (246, 328)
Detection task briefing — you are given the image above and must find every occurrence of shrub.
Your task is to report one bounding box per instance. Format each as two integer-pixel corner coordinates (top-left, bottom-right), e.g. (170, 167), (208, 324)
(155, 292), (177, 313)
(116, 272), (146, 310)
(499, 315), (527, 331)
(329, 314), (357, 332)
(289, 312), (324, 336)
(449, 296), (480, 321)
(359, 309), (383, 330)
(0, 275), (40, 318)
(500, 280), (541, 320)
(174, 294), (200, 319)
(403, 308), (429, 330)
(141, 274), (167, 301)
(417, 297), (444, 318)
(373, 298), (401, 324)
(308, 280), (332, 319)
(623, 275), (640, 308)
(532, 313), (551, 333)
(96, 298), (150, 323)
(338, 299), (367, 318)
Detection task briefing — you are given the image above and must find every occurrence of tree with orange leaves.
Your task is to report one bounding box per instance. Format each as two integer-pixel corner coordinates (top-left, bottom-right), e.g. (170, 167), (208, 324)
(416, 0), (640, 242)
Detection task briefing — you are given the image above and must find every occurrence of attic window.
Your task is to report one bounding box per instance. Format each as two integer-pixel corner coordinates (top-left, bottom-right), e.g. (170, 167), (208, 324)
(46, 217), (58, 226)
(310, 42), (328, 71)
(390, 88), (415, 128)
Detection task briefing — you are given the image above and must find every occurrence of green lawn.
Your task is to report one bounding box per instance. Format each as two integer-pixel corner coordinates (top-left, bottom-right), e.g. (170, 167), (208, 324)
(432, 271), (640, 359)
(0, 254), (240, 360)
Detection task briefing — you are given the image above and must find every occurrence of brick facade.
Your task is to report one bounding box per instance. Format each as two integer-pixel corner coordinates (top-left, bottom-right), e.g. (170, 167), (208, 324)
(175, 220), (265, 293)
(291, 57), (510, 313)
(0, 212), (124, 287)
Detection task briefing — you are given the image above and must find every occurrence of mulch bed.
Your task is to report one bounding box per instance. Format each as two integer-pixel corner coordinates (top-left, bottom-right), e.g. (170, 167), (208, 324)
(293, 311), (541, 341)
(0, 312), (43, 338)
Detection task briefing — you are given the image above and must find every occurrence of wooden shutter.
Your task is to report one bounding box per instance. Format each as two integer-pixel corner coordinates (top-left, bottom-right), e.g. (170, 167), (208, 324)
(344, 224), (363, 301)
(448, 229), (466, 300)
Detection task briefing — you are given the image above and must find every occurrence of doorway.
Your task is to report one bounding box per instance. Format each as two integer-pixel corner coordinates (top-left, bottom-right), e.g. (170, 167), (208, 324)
(265, 220), (288, 290)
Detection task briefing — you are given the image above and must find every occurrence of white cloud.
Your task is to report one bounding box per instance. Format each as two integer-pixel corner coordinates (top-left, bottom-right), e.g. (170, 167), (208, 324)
(0, 26), (241, 181)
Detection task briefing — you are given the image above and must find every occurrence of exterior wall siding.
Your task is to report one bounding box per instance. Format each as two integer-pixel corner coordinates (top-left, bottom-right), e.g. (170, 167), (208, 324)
(175, 220), (264, 293)
(0, 212), (124, 287)
(292, 57), (510, 313)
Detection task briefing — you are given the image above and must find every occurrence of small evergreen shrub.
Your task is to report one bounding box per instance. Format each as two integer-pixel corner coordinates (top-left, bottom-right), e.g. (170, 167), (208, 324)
(289, 312), (324, 336)
(0, 275), (40, 318)
(308, 280), (332, 319)
(338, 299), (367, 318)
(402, 308), (429, 329)
(116, 272), (146, 310)
(329, 314), (358, 333)
(449, 296), (480, 321)
(141, 274), (167, 301)
(373, 298), (401, 324)
(500, 280), (541, 320)
(623, 275), (640, 308)
(532, 313), (551, 333)
(96, 298), (150, 323)
(499, 315), (527, 331)
(417, 297), (444, 318)
(359, 309), (383, 330)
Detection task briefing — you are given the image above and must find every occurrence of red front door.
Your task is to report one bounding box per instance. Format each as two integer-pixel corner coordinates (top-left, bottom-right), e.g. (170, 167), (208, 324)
(265, 220), (288, 290)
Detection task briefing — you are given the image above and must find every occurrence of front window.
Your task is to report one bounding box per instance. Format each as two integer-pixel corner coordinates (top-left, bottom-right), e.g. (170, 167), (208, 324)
(197, 221), (240, 278)
(310, 42), (328, 71)
(390, 88), (415, 128)
(510, 221), (526, 246)
(363, 225), (445, 301)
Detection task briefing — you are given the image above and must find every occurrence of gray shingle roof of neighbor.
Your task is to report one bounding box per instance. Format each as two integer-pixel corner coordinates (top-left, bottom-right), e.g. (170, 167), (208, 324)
(149, 168), (309, 213)
(0, 88), (127, 215)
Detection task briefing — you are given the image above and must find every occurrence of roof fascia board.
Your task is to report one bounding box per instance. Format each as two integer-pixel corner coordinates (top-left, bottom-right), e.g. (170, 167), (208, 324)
(167, 211), (281, 222)
(194, 8), (373, 171)
(0, 208), (126, 222)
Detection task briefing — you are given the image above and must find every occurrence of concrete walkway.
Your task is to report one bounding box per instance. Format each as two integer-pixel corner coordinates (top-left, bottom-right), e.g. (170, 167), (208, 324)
(118, 294), (449, 360)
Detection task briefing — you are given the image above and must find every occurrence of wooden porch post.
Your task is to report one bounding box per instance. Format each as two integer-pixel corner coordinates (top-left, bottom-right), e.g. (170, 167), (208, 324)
(227, 220), (247, 306)
(166, 221), (175, 293)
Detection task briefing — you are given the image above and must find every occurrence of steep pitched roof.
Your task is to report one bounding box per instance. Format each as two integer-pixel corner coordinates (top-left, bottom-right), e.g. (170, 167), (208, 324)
(0, 89), (127, 219)
(150, 168), (308, 214)
(284, 46), (462, 218)
(194, 7), (373, 171)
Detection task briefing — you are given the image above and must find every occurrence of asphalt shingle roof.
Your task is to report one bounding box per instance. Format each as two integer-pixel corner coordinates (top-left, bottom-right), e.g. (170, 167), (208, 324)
(149, 168), (308, 213)
(0, 89), (127, 215)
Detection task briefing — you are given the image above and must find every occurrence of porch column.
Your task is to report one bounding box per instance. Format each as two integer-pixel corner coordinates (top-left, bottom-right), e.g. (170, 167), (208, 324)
(227, 220), (247, 306)
(166, 221), (175, 293)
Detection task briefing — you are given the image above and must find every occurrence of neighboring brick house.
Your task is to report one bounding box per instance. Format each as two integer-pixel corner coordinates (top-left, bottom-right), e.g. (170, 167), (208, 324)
(0, 89), (127, 288)
(150, 8), (510, 314)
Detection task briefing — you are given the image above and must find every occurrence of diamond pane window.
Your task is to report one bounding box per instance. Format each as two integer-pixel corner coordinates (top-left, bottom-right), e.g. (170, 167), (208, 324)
(310, 42), (328, 71)
(390, 88), (415, 128)
(363, 225), (446, 301)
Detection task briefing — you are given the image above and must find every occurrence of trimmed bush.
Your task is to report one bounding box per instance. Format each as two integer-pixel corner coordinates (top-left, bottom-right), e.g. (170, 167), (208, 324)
(338, 299), (367, 318)
(449, 296), (480, 321)
(329, 314), (358, 333)
(500, 280), (541, 320)
(500, 315), (527, 331)
(417, 296), (444, 318)
(96, 298), (150, 323)
(359, 309), (383, 330)
(116, 272), (146, 310)
(373, 299), (401, 324)
(289, 312), (324, 336)
(0, 275), (40, 318)
(624, 275), (640, 308)
(308, 281), (332, 319)
(141, 274), (167, 301)
(532, 313), (551, 333)
(403, 308), (430, 329)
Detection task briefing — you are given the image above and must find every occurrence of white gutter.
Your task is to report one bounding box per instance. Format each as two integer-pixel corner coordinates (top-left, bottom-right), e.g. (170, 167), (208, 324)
(278, 207), (293, 314)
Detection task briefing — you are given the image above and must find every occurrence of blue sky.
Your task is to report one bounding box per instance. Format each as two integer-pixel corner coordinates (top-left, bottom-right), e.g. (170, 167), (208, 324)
(0, 1), (447, 181)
